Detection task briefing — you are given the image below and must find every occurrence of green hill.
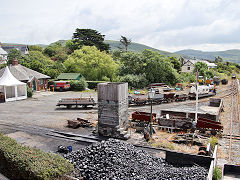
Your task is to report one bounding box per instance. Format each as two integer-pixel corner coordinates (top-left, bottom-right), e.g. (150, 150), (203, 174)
(175, 49), (240, 64)
(104, 40), (180, 57)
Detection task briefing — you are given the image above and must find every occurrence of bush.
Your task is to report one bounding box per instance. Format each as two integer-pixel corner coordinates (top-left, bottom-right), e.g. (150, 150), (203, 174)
(70, 79), (87, 91)
(27, 85), (33, 98)
(119, 74), (148, 89)
(213, 166), (222, 180)
(0, 133), (73, 180)
(209, 136), (218, 149)
(86, 81), (106, 89)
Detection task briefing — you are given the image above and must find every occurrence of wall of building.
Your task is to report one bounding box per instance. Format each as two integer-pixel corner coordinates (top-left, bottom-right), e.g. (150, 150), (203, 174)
(181, 65), (194, 73)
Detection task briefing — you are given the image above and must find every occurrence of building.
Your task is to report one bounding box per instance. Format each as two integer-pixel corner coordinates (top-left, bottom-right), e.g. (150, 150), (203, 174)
(0, 43), (8, 64)
(181, 59), (217, 73)
(57, 73), (82, 80)
(0, 42), (29, 65)
(0, 59), (50, 91)
(1, 43), (29, 55)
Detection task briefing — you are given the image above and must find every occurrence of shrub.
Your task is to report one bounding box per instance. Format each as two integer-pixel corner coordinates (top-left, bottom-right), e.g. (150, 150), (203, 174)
(213, 166), (222, 180)
(86, 81), (106, 89)
(70, 79), (87, 91)
(27, 85), (33, 98)
(209, 136), (218, 149)
(119, 74), (148, 89)
(0, 133), (73, 180)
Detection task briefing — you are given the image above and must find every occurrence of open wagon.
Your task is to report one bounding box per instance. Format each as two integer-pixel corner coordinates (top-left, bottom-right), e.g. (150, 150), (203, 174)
(56, 97), (96, 109)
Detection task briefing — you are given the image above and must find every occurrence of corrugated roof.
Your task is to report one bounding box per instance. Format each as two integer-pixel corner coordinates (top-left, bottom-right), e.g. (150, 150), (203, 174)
(57, 73), (82, 80)
(0, 64), (50, 81)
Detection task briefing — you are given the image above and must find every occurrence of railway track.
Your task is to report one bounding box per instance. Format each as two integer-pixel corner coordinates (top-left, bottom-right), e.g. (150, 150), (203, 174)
(227, 79), (240, 163)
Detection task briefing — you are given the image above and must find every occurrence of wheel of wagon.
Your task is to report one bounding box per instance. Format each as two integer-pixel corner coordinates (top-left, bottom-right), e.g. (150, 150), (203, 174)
(67, 105), (72, 109)
(182, 122), (192, 130)
(83, 105), (88, 108)
(211, 129), (217, 136)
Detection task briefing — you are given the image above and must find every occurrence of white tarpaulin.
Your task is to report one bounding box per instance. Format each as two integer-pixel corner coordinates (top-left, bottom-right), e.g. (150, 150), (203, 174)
(0, 66), (27, 102)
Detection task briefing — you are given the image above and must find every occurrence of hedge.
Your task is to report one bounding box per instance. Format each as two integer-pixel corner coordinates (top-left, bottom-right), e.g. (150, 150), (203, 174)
(70, 79), (87, 91)
(0, 133), (73, 180)
(86, 81), (106, 89)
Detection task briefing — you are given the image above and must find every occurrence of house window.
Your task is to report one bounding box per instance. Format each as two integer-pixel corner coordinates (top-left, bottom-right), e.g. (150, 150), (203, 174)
(187, 66), (190, 70)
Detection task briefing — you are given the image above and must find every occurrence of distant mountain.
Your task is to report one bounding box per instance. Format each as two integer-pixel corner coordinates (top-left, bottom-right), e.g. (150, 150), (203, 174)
(175, 49), (240, 64)
(104, 40), (180, 57)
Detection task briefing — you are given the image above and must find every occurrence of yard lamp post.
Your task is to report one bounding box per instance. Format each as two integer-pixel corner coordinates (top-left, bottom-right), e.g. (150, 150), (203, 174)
(148, 88), (155, 136)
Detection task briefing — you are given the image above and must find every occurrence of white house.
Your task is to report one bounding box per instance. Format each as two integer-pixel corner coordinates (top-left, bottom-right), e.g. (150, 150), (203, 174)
(0, 43), (8, 64)
(181, 59), (217, 73)
(0, 42), (29, 64)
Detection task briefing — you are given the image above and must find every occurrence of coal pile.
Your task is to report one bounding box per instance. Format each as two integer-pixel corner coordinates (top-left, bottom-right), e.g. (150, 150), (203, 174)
(64, 139), (208, 180)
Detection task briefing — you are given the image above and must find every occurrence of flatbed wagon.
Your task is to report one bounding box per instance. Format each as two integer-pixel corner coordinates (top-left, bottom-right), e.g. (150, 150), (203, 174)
(56, 97), (96, 109)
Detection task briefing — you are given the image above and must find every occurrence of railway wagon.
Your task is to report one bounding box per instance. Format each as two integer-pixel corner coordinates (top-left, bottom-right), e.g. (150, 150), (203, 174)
(56, 97), (96, 108)
(130, 94), (148, 105)
(132, 111), (157, 122)
(158, 115), (223, 133)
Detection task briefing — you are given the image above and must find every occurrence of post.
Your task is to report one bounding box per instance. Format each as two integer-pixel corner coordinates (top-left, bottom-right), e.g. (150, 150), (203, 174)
(195, 69), (199, 129)
(150, 99), (153, 136)
(148, 88), (155, 137)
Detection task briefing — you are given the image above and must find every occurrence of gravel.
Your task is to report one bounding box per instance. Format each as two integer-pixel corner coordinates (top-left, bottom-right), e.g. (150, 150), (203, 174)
(64, 139), (208, 180)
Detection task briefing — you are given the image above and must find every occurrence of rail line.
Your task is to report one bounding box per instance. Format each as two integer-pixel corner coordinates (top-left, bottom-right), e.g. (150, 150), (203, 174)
(228, 79), (240, 163)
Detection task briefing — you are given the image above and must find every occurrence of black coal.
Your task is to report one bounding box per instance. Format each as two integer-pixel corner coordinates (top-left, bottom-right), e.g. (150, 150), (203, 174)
(64, 139), (207, 180)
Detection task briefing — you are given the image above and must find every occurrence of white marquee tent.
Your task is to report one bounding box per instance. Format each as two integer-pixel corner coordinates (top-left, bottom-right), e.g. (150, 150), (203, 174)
(0, 66), (27, 102)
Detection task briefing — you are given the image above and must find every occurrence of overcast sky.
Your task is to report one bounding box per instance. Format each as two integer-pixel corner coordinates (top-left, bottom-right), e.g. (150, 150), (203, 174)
(1, 0), (240, 52)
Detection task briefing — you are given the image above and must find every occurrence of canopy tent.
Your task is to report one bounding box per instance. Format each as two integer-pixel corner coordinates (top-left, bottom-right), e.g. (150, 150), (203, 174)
(0, 66), (27, 102)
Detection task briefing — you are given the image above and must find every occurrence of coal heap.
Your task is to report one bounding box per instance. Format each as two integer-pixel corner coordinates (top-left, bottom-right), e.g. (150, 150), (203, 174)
(64, 139), (208, 180)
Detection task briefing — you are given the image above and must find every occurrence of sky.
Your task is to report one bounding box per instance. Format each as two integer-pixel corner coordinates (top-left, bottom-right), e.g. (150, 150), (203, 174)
(1, 0), (240, 52)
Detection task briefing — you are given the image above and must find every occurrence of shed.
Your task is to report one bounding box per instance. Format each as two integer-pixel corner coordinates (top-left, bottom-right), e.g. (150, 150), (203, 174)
(0, 66), (27, 102)
(57, 73), (82, 80)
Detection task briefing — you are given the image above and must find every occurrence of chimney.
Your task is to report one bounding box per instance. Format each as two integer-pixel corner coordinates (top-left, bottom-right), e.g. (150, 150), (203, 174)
(12, 58), (18, 66)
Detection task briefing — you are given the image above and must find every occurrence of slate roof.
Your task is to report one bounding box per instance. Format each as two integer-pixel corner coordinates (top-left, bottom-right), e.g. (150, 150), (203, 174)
(0, 64), (50, 81)
(1, 44), (28, 55)
(0, 47), (7, 55)
(183, 58), (217, 67)
(57, 73), (82, 80)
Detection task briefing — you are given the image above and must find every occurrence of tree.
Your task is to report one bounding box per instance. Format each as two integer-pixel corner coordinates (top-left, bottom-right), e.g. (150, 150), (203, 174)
(179, 56), (185, 65)
(193, 61), (208, 76)
(120, 36), (131, 51)
(64, 46), (118, 81)
(44, 43), (68, 62)
(169, 57), (181, 72)
(7, 49), (22, 65)
(72, 29), (110, 52)
(28, 45), (43, 52)
(215, 56), (223, 63)
(21, 51), (62, 78)
(117, 50), (180, 86)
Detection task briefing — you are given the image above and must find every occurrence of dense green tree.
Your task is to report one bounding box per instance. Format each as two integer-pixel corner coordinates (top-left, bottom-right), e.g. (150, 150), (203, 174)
(7, 49), (22, 65)
(72, 29), (110, 52)
(179, 56), (185, 65)
(119, 74), (148, 89)
(28, 45), (43, 52)
(193, 62), (208, 76)
(21, 51), (62, 78)
(117, 50), (180, 86)
(64, 46), (118, 81)
(44, 43), (68, 62)
(169, 57), (181, 72)
(214, 56), (223, 63)
(120, 36), (131, 52)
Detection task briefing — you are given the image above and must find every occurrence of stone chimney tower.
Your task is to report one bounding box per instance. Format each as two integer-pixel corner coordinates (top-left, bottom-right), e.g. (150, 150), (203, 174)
(12, 58), (18, 66)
